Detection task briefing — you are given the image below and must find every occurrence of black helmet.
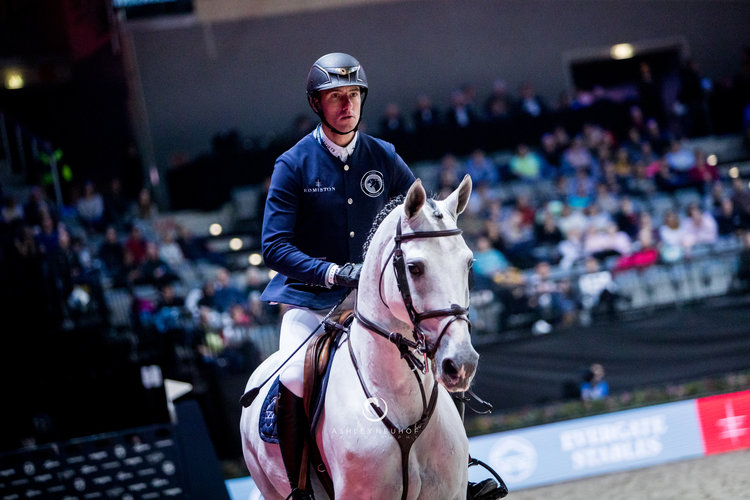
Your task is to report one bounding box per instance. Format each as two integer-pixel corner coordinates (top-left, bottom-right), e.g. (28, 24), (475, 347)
(306, 53), (368, 134)
(307, 52), (368, 99)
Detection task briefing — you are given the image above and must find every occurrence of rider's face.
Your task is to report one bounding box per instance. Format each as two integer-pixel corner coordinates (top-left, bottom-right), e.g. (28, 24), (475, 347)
(319, 85), (361, 139)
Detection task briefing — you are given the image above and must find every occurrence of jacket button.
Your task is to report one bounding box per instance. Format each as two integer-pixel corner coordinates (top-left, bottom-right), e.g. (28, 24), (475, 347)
(344, 165), (350, 171)
(347, 198), (353, 205)
(349, 231), (355, 238)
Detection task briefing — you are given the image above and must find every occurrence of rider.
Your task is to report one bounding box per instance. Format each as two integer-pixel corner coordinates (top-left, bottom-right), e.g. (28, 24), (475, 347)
(260, 52), (415, 499)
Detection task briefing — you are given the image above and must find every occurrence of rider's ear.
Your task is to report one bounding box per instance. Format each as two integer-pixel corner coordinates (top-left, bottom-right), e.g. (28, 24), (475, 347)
(445, 174), (472, 217)
(404, 179), (426, 219)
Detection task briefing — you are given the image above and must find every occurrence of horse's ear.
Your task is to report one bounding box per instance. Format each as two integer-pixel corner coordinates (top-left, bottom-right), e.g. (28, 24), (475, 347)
(404, 179), (426, 219)
(445, 174), (472, 217)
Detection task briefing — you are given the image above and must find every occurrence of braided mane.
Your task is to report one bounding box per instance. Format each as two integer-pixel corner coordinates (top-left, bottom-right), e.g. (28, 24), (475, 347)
(361, 195), (404, 260)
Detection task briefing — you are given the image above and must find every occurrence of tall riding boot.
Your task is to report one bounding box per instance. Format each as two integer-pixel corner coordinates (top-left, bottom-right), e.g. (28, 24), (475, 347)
(277, 383), (314, 500)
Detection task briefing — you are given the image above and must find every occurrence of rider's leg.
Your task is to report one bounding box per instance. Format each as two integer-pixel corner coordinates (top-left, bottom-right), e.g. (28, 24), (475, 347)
(277, 307), (325, 498)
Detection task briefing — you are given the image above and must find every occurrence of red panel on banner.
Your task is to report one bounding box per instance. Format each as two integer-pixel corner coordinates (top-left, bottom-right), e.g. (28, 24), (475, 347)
(696, 390), (750, 455)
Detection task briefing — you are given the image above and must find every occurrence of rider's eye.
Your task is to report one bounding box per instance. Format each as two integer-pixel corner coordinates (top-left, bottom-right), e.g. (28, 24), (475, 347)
(407, 262), (424, 276)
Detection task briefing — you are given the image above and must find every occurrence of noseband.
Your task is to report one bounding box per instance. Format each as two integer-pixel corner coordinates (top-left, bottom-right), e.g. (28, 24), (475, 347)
(355, 215), (471, 372)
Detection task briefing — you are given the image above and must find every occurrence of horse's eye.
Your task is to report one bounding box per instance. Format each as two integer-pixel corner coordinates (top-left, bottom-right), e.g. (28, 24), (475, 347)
(407, 262), (423, 276)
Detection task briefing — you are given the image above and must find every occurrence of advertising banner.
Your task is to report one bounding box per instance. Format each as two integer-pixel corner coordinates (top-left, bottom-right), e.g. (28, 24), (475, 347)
(468, 400), (704, 490)
(696, 390), (750, 455)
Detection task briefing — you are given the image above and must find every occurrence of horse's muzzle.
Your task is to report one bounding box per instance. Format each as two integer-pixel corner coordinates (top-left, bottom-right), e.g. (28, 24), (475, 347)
(437, 347), (478, 392)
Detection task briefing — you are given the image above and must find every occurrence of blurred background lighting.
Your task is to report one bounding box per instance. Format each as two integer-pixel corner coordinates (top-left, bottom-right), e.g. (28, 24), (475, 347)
(729, 166), (739, 178)
(610, 43), (634, 60)
(706, 154), (718, 166)
(4, 71), (24, 89)
(248, 253), (262, 266)
(229, 237), (243, 251)
(209, 223), (222, 236)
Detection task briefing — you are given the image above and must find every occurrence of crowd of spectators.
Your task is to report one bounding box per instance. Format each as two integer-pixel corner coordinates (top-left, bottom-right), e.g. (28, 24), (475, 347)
(2, 51), (750, 373)
(0, 176), (279, 389)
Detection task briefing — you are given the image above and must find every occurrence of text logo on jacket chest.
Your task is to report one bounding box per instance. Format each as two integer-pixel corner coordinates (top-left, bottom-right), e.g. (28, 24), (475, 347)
(304, 179), (336, 194)
(361, 170), (385, 198)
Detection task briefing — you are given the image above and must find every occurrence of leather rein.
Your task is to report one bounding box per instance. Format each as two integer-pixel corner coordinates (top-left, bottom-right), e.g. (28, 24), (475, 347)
(349, 215), (471, 500)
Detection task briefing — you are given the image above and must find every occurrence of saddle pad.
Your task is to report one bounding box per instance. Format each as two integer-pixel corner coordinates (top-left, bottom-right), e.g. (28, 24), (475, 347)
(259, 376), (280, 444)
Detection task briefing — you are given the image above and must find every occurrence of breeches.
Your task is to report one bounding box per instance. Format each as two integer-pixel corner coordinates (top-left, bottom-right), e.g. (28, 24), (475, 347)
(278, 307), (326, 397)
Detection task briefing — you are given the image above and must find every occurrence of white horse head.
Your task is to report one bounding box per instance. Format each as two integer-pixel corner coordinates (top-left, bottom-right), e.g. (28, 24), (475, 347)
(358, 174), (478, 391)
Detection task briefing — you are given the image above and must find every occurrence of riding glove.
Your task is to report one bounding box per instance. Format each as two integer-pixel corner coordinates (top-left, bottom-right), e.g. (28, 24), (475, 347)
(332, 262), (362, 288)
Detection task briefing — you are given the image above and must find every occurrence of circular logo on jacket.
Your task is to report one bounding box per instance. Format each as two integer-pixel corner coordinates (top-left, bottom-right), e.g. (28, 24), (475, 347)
(361, 170), (384, 198)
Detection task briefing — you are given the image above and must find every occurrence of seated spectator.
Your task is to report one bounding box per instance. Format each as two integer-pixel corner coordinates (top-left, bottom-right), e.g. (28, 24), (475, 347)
(213, 267), (246, 313)
(1, 194), (24, 228)
(125, 225), (148, 266)
(534, 209), (564, 248)
(613, 196), (641, 240)
(613, 228), (659, 272)
(561, 135), (596, 175)
(463, 149), (498, 186)
(526, 260), (576, 330)
(584, 220), (632, 261)
(35, 213), (60, 256)
(643, 118), (671, 156)
(687, 149), (719, 194)
(612, 147), (634, 182)
(509, 144), (543, 181)
(76, 181), (106, 233)
(539, 132), (562, 175)
(714, 198), (743, 238)
(581, 363), (609, 401)
(665, 139), (695, 184)
(158, 229), (188, 274)
(730, 178), (750, 228)
(735, 231), (750, 292)
(379, 102), (408, 143)
(98, 226), (127, 285)
(131, 187), (159, 223)
(681, 202), (718, 248)
(577, 257), (618, 324)
(131, 241), (180, 287)
(103, 177), (131, 229)
(658, 209), (688, 262)
(557, 226), (585, 270)
(652, 157), (683, 193)
(23, 185), (53, 228)
(436, 154), (463, 193)
(473, 235), (510, 285)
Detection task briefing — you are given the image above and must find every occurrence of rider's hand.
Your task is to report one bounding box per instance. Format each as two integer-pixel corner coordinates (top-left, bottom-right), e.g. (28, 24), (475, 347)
(332, 262), (362, 288)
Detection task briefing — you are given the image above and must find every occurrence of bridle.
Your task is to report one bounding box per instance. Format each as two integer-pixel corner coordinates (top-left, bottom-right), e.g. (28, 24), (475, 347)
(354, 214), (472, 372)
(349, 211), (472, 500)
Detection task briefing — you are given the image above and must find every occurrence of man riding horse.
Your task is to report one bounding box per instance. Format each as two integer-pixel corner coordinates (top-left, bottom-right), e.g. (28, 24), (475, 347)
(257, 52), (505, 499)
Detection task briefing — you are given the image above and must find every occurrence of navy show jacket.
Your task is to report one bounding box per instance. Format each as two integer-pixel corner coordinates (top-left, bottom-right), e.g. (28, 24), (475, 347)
(260, 130), (415, 309)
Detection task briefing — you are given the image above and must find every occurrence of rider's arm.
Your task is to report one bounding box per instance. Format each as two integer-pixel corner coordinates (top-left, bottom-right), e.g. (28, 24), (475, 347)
(261, 159), (335, 288)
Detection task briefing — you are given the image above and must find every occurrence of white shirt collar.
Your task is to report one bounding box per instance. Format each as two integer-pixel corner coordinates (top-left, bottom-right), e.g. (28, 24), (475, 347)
(316, 125), (357, 162)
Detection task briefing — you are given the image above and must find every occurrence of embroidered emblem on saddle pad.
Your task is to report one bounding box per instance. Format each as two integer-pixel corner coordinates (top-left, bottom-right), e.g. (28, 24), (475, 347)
(259, 376), (280, 444)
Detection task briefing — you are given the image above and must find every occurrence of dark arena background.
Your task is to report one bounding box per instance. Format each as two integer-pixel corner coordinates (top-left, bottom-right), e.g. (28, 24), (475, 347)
(1, 1), (750, 498)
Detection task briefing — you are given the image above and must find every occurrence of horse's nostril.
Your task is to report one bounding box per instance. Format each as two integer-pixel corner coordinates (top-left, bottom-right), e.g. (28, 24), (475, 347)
(442, 359), (459, 379)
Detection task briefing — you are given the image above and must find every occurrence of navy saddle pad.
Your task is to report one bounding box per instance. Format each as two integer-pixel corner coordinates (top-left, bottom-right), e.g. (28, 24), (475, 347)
(259, 376), (280, 444)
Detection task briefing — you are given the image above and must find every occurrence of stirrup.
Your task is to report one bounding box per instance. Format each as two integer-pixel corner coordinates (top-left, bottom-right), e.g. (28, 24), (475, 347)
(467, 457), (508, 499)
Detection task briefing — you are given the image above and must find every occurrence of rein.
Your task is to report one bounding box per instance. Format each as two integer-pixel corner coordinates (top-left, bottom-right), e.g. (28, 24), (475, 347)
(350, 215), (471, 500)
